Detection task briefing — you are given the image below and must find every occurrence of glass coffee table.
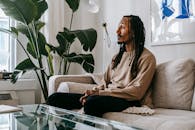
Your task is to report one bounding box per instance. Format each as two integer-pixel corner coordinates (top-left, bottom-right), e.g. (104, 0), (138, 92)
(0, 104), (142, 130)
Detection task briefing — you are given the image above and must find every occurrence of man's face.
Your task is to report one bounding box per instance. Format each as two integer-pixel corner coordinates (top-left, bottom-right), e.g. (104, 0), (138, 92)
(116, 17), (133, 43)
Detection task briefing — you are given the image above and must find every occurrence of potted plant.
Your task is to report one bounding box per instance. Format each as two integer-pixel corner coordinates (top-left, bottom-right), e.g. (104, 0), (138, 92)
(0, 0), (97, 101)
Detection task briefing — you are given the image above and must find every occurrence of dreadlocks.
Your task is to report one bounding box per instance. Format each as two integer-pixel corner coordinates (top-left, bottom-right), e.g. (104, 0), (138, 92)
(112, 15), (145, 79)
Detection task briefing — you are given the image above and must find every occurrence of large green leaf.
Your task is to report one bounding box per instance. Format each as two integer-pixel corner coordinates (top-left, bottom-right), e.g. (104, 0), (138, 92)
(64, 53), (94, 73)
(32, 0), (48, 20)
(27, 42), (37, 58)
(72, 28), (97, 51)
(56, 28), (75, 56)
(35, 21), (45, 31)
(27, 32), (48, 58)
(11, 58), (38, 83)
(16, 21), (45, 39)
(0, 0), (37, 24)
(17, 23), (48, 58)
(37, 32), (48, 56)
(65, 0), (80, 12)
(16, 23), (31, 38)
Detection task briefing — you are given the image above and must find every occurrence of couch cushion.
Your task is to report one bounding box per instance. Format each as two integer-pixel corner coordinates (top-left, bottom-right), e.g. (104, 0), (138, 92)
(152, 58), (195, 110)
(103, 108), (195, 130)
(191, 89), (195, 111)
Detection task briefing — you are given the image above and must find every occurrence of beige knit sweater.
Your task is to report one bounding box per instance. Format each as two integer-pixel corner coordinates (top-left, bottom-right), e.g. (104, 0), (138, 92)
(93, 48), (156, 107)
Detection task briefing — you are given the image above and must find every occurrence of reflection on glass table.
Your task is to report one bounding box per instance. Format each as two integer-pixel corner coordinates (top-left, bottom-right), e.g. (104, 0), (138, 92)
(0, 104), (143, 130)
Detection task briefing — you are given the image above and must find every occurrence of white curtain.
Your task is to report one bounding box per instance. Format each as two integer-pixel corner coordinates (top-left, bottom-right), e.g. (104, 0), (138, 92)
(42, 0), (66, 74)
(43, 0), (65, 46)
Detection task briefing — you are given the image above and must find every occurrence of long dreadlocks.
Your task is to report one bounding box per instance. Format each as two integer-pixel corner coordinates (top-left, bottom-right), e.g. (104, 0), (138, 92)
(112, 15), (145, 79)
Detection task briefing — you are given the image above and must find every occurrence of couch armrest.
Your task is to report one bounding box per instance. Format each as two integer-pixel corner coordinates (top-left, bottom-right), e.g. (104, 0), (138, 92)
(48, 75), (95, 96)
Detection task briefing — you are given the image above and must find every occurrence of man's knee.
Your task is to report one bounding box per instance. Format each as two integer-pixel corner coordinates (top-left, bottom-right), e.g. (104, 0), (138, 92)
(83, 96), (102, 117)
(46, 93), (59, 106)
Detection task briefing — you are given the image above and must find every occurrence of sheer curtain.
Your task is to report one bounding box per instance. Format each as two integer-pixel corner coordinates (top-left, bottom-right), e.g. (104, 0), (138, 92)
(44, 0), (65, 46)
(42, 0), (66, 74)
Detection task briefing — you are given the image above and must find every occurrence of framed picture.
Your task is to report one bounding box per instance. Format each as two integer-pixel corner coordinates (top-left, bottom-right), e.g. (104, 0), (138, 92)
(151, 0), (195, 45)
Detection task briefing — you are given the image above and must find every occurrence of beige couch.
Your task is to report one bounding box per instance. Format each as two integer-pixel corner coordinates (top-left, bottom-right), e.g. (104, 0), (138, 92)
(49, 58), (195, 130)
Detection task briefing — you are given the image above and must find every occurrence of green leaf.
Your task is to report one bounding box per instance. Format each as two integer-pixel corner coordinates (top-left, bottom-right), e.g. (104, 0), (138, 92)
(37, 32), (48, 56)
(72, 28), (97, 51)
(22, 31), (48, 58)
(56, 28), (76, 56)
(0, 27), (17, 37)
(0, 0), (37, 24)
(35, 21), (45, 31)
(17, 21), (45, 36)
(64, 53), (94, 73)
(32, 0), (48, 20)
(11, 27), (18, 36)
(65, 0), (80, 12)
(16, 23), (31, 39)
(11, 70), (23, 83)
(11, 58), (38, 83)
(27, 42), (37, 58)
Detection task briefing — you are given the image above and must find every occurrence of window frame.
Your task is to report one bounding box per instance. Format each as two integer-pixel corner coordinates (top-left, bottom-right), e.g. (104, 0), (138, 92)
(0, 10), (16, 72)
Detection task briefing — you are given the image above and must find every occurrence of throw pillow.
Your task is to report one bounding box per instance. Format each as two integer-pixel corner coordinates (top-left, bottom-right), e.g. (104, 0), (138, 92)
(152, 58), (195, 110)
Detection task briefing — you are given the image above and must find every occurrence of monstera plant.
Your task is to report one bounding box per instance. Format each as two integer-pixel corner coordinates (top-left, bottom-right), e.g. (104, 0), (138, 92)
(0, 0), (97, 101)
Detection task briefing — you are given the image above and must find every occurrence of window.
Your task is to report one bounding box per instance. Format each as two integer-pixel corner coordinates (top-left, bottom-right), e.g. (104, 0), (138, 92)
(0, 9), (16, 72)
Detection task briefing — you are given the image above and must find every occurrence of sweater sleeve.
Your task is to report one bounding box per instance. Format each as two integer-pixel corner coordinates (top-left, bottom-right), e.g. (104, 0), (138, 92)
(92, 62), (112, 90)
(98, 55), (156, 101)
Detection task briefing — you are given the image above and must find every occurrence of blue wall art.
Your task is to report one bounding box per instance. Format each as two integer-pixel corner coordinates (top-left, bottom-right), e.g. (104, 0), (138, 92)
(151, 0), (195, 45)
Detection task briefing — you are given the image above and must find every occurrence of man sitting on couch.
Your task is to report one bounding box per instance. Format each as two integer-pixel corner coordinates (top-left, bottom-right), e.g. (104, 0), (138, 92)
(47, 15), (156, 117)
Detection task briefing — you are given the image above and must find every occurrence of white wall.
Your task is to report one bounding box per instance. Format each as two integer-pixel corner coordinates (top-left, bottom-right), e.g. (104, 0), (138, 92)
(98, 0), (195, 72)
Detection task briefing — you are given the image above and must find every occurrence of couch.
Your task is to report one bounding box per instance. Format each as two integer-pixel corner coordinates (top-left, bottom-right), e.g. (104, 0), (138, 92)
(48, 58), (195, 130)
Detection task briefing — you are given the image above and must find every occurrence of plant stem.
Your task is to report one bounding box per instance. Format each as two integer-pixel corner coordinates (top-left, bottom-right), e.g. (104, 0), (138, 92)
(38, 57), (48, 100)
(69, 11), (74, 30)
(62, 11), (74, 75)
(31, 21), (48, 100)
(35, 70), (47, 101)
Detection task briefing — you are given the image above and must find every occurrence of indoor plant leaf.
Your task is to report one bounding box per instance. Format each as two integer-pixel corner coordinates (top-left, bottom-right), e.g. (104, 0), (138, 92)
(64, 53), (95, 73)
(35, 21), (45, 31)
(37, 32), (48, 56)
(32, 0), (48, 20)
(17, 21), (45, 36)
(16, 23), (32, 40)
(56, 28), (76, 56)
(72, 28), (97, 51)
(0, 0), (37, 24)
(27, 42), (37, 58)
(11, 58), (38, 83)
(65, 0), (80, 12)
(59, 28), (76, 43)
(0, 28), (18, 37)
(11, 27), (19, 36)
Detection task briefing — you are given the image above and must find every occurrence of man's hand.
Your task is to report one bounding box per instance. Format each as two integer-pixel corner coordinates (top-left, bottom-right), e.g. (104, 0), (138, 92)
(79, 89), (99, 105)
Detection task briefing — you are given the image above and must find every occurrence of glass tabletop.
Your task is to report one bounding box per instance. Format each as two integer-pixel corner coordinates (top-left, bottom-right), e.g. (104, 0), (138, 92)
(0, 104), (142, 130)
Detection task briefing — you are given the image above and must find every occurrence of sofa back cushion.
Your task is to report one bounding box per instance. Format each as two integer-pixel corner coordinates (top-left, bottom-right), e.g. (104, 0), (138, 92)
(152, 58), (195, 110)
(191, 89), (195, 111)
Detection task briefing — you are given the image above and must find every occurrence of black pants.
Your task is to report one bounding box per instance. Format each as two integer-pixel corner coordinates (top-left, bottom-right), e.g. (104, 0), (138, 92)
(47, 92), (140, 117)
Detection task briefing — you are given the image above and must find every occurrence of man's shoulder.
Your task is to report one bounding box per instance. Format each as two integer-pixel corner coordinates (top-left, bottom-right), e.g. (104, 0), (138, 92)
(140, 48), (156, 64)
